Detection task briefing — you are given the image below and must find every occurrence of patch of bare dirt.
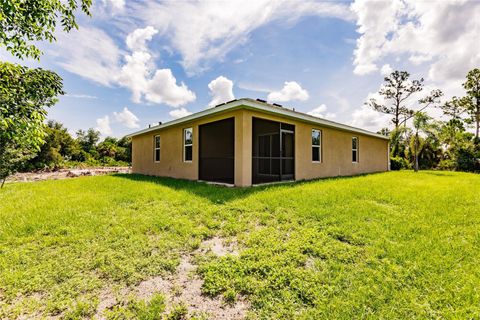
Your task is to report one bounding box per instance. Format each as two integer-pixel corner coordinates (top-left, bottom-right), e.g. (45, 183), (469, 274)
(197, 236), (239, 257)
(95, 237), (249, 319)
(7, 167), (131, 183)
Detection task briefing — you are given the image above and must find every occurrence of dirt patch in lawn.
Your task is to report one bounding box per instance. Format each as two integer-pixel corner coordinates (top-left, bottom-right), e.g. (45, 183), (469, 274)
(7, 167), (131, 183)
(96, 237), (249, 319)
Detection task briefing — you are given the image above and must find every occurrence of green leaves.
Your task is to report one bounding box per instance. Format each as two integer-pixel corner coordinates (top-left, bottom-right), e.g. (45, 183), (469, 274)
(0, 0), (92, 59)
(0, 61), (64, 181)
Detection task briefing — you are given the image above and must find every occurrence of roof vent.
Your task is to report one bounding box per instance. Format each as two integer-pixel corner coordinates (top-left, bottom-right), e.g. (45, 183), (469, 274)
(273, 103), (282, 107)
(158, 122), (162, 125)
(148, 124), (151, 128)
(256, 98), (267, 103)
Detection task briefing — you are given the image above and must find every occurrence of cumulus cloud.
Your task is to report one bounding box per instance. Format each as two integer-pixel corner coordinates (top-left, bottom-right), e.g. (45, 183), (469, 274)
(351, 0), (480, 84)
(307, 104), (336, 119)
(169, 108), (193, 119)
(145, 69), (196, 107)
(54, 25), (196, 108)
(126, 26), (159, 51)
(96, 115), (112, 135)
(118, 26), (196, 107)
(113, 107), (140, 128)
(131, 0), (354, 73)
(268, 81), (309, 102)
(208, 76), (235, 107)
(117, 51), (152, 103)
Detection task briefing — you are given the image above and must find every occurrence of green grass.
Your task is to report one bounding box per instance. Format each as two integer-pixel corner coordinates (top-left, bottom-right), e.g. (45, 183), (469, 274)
(1, 171), (480, 319)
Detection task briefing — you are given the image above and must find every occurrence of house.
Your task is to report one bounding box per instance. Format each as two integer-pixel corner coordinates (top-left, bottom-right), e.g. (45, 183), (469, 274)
(128, 98), (389, 187)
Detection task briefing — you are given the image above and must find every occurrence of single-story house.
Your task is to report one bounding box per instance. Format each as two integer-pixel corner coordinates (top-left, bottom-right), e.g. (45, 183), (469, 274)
(128, 98), (389, 187)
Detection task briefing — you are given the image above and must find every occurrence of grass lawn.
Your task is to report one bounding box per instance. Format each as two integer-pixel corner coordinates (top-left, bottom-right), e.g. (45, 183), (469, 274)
(1, 171), (480, 319)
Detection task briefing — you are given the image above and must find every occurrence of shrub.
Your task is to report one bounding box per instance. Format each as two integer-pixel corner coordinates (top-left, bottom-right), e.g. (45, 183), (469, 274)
(390, 156), (408, 170)
(438, 159), (456, 171)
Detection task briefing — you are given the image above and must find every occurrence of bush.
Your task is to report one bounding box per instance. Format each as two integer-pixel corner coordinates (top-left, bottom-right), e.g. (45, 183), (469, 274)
(456, 147), (480, 172)
(438, 159), (456, 171)
(390, 156), (408, 170)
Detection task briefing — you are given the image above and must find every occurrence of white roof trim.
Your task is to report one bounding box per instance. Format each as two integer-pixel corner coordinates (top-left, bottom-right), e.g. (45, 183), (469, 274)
(127, 98), (389, 140)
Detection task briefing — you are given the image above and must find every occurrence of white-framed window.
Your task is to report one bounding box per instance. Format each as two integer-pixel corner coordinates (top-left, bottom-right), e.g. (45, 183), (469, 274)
(154, 135), (160, 162)
(183, 128), (193, 162)
(312, 129), (322, 162)
(352, 137), (359, 163)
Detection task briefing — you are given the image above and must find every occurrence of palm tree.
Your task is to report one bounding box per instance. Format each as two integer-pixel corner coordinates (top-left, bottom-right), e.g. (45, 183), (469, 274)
(412, 112), (431, 172)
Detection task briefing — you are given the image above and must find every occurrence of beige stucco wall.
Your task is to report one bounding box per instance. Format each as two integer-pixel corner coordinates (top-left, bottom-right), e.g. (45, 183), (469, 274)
(132, 107), (389, 186)
(132, 109), (244, 182)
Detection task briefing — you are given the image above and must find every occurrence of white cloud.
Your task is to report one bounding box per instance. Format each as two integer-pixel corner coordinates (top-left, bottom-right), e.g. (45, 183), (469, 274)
(169, 108), (193, 119)
(113, 107), (140, 128)
(131, 0), (354, 73)
(309, 104), (327, 115)
(54, 26), (121, 86)
(268, 81), (309, 102)
(380, 64), (393, 76)
(351, 0), (480, 85)
(55, 25), (196, 108)
(208, 76), (235, 107)
(64, 94), (98, 99)
(307, 104), (336, 119)
(350, 0), (403, 75)
(145, 69), (196, 107)
(117, 51), (152, 103)
(96, 115), (112, 135)
(350, 105), (391, 132)
(126, 26), (159, 51)
(102, 0), (125, 11)
(118, 27), (195, 107)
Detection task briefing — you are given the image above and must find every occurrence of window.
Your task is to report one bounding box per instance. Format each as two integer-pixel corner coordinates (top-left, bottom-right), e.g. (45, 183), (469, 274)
(312, 129), (321, 162)
(154, 135), (160, 162)
(183, 128), (193, 162)
(352, 137), (358, 163)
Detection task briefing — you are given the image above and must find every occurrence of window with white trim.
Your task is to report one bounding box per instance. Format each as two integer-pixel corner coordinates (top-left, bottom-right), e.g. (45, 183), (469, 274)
(312, 129), (321, 162)
(352, 137), (358, 163)
(183, 128), (193, 162)
(154, 135), (160, 162)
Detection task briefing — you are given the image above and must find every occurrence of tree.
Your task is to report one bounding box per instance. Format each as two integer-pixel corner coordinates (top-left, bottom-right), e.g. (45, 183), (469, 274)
(366, 71), (424, 129)
(97, 137), (119, 159)
(27, 121), (78, 170)
(76, 128), (100, 153)
(0, 0), (92, 59)
(0, 62), (64, 187)
(463, 68), (480, 138)
(412, 112), (431, 172)
(440, 96), (467, 121)
(116, 136), (132, 163)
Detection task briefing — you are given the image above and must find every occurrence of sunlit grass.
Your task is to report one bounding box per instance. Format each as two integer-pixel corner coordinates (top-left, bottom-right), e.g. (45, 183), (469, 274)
(1, 171), (479, 318)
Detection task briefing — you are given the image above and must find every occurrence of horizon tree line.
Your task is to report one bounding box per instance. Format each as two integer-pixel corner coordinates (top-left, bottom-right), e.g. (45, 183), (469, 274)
(369, 68), (480, 172)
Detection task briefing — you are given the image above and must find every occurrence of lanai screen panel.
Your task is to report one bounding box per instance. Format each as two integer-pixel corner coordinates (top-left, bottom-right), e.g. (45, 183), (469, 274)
(199, 118), (235, 184)
(252, 117), (295, 184)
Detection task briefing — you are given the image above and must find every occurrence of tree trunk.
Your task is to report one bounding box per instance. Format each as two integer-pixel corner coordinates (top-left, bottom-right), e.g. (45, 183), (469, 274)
(476, 103), (479, 138)
(414, 132), (419, 172)
(1, 177), (6, 189)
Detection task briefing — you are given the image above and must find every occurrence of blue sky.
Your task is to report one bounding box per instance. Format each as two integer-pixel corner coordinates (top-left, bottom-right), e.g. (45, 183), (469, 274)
(2, 0), (479, 137)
